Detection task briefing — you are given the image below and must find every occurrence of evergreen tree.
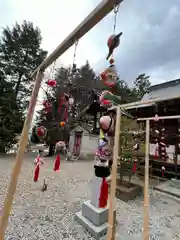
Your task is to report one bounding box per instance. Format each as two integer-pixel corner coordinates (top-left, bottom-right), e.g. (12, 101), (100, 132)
(0, 21), (47, 110)
(0, 71), (23, 153)
(133, 73), (151, 100)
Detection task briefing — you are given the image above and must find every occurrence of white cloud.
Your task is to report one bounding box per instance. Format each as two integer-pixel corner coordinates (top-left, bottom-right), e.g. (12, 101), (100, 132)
(1, 0), (103, 69)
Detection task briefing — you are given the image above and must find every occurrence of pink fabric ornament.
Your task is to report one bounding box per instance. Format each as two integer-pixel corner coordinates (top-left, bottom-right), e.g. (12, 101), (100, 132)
(99, 91), (112, 107)
(99, 115), (114, 133)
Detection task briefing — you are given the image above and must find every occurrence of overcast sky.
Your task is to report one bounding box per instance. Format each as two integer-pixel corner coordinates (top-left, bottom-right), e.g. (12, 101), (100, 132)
(1, 0), (180, 86)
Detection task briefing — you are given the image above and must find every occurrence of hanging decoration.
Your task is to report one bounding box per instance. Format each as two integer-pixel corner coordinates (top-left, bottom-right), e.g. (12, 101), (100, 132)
(99, 91), (113, 107)
(159, 128), (167, 161)
(106, 32), (122, 60)
(53, 141), (65, 171)
(47, 79), (57, 87)
(36, 126), (47, 140)
(33, 152), (44, 182)
(100, 64), (118, 88)
(59, 121), (65, 127)
(132, 139), (140, 174)
(94, 114), (115, 179)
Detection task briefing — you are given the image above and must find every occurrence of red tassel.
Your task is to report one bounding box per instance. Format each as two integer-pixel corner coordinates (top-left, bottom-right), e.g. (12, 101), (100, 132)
(99, 177), (108, 208)
(34, 164), (40, 182)
(54, 154), (60, 171)
(132, 161), (137, 173)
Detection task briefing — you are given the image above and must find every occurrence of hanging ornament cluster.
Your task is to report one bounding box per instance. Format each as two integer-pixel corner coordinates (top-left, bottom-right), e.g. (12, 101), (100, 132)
(99, 9), (122, 109)
(159, 128), (167, 161)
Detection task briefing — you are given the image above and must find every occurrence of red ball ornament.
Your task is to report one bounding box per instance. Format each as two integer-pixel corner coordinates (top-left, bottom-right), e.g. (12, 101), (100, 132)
(36, 126), (47, 139)
(60, 121), (65, 127)
(109, 58), (114, 64)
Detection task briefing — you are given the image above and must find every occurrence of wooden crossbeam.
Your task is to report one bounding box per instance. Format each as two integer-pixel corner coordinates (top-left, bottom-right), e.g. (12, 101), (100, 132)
(32, 0), (123, 77)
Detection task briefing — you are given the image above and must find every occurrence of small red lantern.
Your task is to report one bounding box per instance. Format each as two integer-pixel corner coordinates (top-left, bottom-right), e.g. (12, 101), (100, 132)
(109, 58), (114, 64)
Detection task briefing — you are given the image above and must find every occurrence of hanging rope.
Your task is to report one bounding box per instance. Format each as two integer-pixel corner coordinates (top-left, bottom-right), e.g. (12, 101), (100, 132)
(72, 39), (79, 67)
(113, 3), (120, 33)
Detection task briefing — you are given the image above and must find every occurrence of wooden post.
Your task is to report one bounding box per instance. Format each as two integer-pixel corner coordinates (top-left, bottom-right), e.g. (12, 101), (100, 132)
(143, 119), (150, 240)
(0, 70), (44, 240)
(107, 106), (121, 240)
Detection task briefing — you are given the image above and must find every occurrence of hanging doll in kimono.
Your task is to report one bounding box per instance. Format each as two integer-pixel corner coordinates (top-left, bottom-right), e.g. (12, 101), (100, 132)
(94, 113), (115, 178)
(33, 150), (44, 182)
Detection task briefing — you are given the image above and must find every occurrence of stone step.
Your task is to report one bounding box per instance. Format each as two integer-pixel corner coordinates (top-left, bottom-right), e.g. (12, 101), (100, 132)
(75, 211), (107, 240)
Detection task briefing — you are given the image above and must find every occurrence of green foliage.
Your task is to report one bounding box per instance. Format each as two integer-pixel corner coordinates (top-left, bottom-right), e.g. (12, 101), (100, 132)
(0, 21), (47, 152)
(133, 73), (151, 100)
(0, 20), (47, 109)
(0, 71), (23, 152)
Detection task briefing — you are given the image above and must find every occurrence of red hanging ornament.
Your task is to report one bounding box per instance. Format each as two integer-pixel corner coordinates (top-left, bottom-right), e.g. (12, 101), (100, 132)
(99, 177), (108, 208)
(36, 126), (47, 139)
(100, 64), (117, 88)
(60, 121), (65, 127)
(99, 90), (113, 107)
(53, 154), (60, 171)
(106, 32), (122, 60)
(132, 160), (137, 173)
(109, 58), (114, 64)
(34, 164), (40, 182)
(33, 155), (44, 182)
(47, 79), (57, 87)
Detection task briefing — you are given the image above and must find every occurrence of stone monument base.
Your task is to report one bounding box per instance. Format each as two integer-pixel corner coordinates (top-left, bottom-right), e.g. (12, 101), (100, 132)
(75, 200), (116, 239)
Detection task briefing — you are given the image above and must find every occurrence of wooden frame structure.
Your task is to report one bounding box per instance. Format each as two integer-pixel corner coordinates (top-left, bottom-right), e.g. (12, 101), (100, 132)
(0, 0), (123, 239)
(108, 106), (151, 240)
(108, 103), (180, 239)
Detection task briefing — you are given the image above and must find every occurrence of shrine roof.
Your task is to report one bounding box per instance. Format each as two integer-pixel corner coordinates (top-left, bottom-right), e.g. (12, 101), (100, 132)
(125, 78), (180, 110)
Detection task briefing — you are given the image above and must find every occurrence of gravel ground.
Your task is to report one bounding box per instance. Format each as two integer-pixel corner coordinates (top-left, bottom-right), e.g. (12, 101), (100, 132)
(0, 154), (180, 240)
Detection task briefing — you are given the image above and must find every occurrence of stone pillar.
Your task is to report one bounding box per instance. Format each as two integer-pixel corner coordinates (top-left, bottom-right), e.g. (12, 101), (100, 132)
(75, 176), (116, 239)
